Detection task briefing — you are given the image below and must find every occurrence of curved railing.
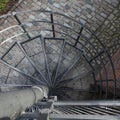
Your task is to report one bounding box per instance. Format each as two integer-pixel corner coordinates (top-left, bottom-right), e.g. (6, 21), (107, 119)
(0, 10), (117, 99)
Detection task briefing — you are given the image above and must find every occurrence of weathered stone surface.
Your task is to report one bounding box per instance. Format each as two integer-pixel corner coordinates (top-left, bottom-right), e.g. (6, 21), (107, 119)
(65, 4), (71, 10)
(48, 0), (54, 5)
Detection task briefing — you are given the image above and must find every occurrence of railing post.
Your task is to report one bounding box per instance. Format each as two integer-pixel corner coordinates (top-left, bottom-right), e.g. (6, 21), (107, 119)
(74, 27), (83, 46)
(50, 13), (55, 37)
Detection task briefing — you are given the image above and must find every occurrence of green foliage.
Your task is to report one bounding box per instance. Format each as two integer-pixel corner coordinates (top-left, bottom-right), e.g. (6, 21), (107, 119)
(0, 0), (9, 11)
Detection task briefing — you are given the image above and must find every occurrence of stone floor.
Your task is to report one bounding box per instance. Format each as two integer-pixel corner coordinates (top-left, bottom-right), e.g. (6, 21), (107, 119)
(0, 0), (119, 30)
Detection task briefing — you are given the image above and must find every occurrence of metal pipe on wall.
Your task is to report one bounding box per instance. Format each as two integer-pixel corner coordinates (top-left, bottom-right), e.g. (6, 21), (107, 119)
(0, 86), (48, 119)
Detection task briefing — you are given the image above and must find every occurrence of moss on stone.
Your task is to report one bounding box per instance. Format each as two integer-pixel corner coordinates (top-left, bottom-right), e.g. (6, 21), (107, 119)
(0, 0), (9, 12)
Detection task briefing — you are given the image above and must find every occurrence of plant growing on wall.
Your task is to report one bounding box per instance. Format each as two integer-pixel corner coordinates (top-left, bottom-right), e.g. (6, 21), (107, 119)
(0, 0), (18, 15)
(0, 0), (9, 12)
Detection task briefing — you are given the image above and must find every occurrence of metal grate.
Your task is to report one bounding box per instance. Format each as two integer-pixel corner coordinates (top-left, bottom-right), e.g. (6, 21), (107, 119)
(51, 101), (120, 120)
(16, 99), (120, 120)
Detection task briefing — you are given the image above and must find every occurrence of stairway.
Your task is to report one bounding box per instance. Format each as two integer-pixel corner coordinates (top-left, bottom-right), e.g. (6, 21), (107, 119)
(0, 34), (95, 100)
(0, 10), (117, 100)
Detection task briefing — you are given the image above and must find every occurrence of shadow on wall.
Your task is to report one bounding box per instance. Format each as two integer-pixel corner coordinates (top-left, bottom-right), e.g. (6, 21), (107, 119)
(97, 48), (120, 97)
(0, 117), (10, 120)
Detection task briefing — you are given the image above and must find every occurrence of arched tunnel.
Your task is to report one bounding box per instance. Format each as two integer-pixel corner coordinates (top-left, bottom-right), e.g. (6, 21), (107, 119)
(0, 0), (120, 119)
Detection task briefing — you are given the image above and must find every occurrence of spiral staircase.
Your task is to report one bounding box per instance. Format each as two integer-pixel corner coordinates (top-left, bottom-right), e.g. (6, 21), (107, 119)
(0, 10), (119, 119)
